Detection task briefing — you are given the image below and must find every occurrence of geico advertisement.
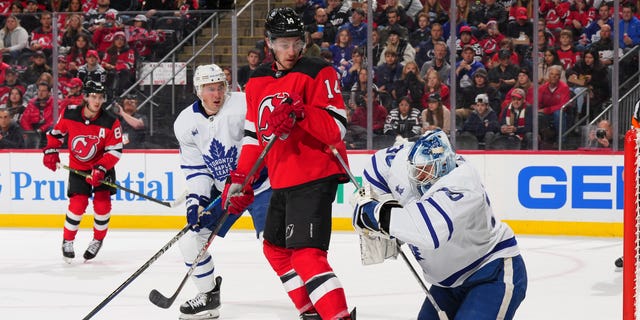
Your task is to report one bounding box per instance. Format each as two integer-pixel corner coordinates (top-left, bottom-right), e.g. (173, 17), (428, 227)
(0, 151), (625, 222)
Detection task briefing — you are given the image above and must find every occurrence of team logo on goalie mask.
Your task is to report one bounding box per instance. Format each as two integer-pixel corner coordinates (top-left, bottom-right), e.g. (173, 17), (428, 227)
(203, 139), (238, 181)
(71, 135), (100, 162)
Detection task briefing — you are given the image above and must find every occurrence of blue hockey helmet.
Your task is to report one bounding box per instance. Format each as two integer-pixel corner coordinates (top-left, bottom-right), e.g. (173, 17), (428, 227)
(407, 129), (457, 195)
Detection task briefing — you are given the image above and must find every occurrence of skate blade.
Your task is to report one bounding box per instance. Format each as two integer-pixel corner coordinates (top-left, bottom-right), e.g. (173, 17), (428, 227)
(63, 257), (73, 264)
(178, 309), (220, 320)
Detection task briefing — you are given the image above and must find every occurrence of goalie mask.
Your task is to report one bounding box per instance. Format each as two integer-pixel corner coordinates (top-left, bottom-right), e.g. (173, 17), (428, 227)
(193, 64), (228, 101)
(407, 129), (457, 195)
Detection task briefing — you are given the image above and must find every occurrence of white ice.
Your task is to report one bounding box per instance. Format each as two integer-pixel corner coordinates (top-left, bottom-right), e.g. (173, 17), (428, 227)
(0, 229), (622, 319)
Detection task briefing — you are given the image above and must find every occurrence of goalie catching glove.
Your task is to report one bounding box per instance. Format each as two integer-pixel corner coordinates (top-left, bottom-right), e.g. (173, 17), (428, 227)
(221, 170), (254, 214)
(353, 197), (401, 239)
(85, 165), (107, 187)
(267, 92), (305, 139)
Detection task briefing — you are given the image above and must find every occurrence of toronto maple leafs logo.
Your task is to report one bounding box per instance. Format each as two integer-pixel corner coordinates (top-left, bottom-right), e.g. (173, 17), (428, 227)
(202, 139), (238, 181)
(395, 184), (405, 195)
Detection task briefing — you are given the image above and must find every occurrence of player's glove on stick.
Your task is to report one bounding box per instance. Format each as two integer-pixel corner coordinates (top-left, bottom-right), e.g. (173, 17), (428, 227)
(86, 165), (107, 187)
(43, 148), (60, 172)
(353, 198), (401, 239)
(268, 92), (305, 139)
(222, 170), (254, 214)
(186, 194), (211, 232)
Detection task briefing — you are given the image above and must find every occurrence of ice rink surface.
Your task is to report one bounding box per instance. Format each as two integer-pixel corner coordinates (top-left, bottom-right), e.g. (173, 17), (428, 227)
(0, 228), (622, 319)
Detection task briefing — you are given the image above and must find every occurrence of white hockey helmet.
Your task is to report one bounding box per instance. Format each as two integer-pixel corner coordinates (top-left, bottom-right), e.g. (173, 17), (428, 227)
(407, 129), (457, 195)
(193, 64), (227, 100)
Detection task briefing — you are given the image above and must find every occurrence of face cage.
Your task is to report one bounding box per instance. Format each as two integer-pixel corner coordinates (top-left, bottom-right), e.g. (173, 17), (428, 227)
(407, 161), (439, 194)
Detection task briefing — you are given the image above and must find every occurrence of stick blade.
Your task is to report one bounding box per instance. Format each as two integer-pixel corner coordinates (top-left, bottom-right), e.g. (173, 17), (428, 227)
(148, 289), (174, 309)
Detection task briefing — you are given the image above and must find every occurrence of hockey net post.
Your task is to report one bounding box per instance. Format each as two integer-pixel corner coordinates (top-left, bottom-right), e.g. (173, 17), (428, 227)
(624, 128), (640, 320)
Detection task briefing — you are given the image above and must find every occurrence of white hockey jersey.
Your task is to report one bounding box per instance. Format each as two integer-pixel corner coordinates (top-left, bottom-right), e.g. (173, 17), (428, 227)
(363, 143), (519, 288)
(174, 92), (270, 199)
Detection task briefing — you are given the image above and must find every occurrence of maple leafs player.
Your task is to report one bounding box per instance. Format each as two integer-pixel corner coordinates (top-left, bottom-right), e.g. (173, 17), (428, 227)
(221, 7), (355, 320)
(353, 130), (528, 319)
(173, 64), (271, 320)
(42, 81), (123, 263)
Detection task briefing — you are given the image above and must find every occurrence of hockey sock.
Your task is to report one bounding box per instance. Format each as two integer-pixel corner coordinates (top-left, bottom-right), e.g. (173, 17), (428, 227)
(64, 194), (89, 240)
(291, 247), (349, 320)
(92, 191), (111, 241)
(263, 240), (314, 313)
(179, 231), (216, 293)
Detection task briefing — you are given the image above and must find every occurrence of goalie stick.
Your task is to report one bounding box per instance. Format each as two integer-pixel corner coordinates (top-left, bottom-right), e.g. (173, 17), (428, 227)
(82, 197), (221, 319)
(148, 136), (277, 309)
(329, 146), (449, 320)
(59, 164), (188, 208)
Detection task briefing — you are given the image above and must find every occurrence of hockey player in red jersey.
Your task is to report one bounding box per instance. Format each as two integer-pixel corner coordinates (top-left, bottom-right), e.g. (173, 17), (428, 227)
(222, 7), (355, 320)
(42, 81), (123, 263)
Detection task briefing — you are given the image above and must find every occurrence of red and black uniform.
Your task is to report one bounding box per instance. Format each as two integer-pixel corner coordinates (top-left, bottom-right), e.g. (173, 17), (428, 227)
(45, 105), (123, 242)
(239, 56), (350, 319)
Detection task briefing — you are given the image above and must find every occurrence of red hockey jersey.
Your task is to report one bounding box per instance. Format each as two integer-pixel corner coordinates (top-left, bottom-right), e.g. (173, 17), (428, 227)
(46, 105), (122, 171)
(238, 57), (349, 189)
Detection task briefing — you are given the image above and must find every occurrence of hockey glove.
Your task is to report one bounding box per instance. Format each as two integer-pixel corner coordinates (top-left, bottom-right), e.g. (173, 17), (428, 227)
(86, 165), (107, 187)
(43, 148), (60, 172)
(186, 194), (210, 232)
(221, 170), (254, 215)
(268, 92), (305, 139)
(353, 198), (401, 239)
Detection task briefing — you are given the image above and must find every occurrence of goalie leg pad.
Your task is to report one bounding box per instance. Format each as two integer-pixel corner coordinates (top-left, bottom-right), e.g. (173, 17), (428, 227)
(290, 247), (349, 320)
(64, 194), (89, 240)
(263, 240), (313, 313)
(180, 230), (216, 293)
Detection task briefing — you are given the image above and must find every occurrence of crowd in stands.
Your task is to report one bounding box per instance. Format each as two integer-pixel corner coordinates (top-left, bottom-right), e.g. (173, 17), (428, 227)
(248, 0), (638, 150)
(0, 0), (231, 150)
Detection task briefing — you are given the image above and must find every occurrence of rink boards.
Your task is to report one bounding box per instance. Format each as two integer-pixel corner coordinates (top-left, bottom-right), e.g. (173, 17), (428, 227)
(0, 149), (624, 237)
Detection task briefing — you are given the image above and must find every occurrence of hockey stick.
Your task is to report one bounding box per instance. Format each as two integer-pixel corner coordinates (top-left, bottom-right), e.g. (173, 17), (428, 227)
(148, 137), (277, 309)
(81, 197), (221, 319)
(329, 146), (449, 320)
(59, 164), (187, 208)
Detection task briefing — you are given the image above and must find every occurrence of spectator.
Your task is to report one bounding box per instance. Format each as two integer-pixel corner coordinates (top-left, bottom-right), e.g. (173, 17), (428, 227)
(340, 7), (367, 48)
(0, 15), (29, 63)
(254, 34), (273, 64)
(0, 107), (25, 149)
(329, 28), (355, 72)
(0, 87), (27, 123)
(0, 68), (26, 104)
(369, 28), (384, 66)
(85, 0), (114, 32)
(302, 31), (321, 58)
(502, 67), (534, 109)
(113, 94), (146, 148)
(415, 22), (444, 68)
(410, 12), (431, 48)
(377, 8), (409, 45)
(58, 77), (84, 111)
(584, 119), (613, 149)
(538, 48), (566, 84)
(29, 11), (54, 59)
(293, 0), (316, 26)
(91, 9), (124, 53)
(392, 61), (424, 108)
(419, 40), (450, 84)
(77, 49), (107, 85)
(221, 66), (240, 92)
(21, 50), (51, 85)
(64, 0), (83, 13)
(383, 95), (421, 138)
(509, 0), (533, 22)
(0, 54), (11, 85)
(478, 20), (505, 67)
(344, 106), (367, 149)
(455, 45), (484, 90)
(19, 0), (41, 34)
(459, 67), (499, 117)
(486, 37), (520, 70)
(461, 93), (500, 145)
(540, 0), (570, 35)
(20, 81), (54, 148)
(418, 0), (448, 25)
(126, 15), (165, 61)
(23, 72), (54, 104)
(488, 48), (519, 99)
(66, 33), (93, 75)
(60, 13), (89, 48)
(455, 25), (482, 62)
(566, 49), (609, 116)
(538, 65), (571, 145)
(589, 24), (618, 67)
(374, 49), (403, 103)
(349, 86), (388, 135)
(350, 67), (372, 105)
(565, 0), (595, 39)
(379, 27), (415, 66)
(421, 92), (451, 135)
(474, 0), (508, 36)
(583, 2), (613, 45)
(238, 49), (260, 90)
(496, 88), (533, 149)
(555, 28), (582, 70)
(55, 55), (73, 95)
(619, 2), (640, 50)
(507, 7), (534, 60)
(306, 7), (336, 48)
(375, 0), (414, 33)
(101, 31), (135, 97)
(324, 0), (350, 28)
(421, 68), (450, 110)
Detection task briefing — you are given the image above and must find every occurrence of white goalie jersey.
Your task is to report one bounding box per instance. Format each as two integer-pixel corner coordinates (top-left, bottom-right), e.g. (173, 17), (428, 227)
(174, 92), (270, 199)
(363, 143), (520, 288)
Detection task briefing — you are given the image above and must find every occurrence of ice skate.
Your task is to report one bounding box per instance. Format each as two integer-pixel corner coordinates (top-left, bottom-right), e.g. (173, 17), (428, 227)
(179, 276), (222, 320)
(62, 240), (74, 264)
(300, 311), (321, 319)
(83, 239), (103, 261)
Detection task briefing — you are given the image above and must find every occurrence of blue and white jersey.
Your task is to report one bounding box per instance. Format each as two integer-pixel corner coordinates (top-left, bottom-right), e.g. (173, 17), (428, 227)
(363, 143), (519, 288)
(174, 92), (270, 199)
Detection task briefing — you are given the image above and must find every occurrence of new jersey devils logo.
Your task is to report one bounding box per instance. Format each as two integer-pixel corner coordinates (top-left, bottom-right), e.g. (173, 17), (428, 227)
(71, 135), (100, 162)
(258, 93), (290, 143)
